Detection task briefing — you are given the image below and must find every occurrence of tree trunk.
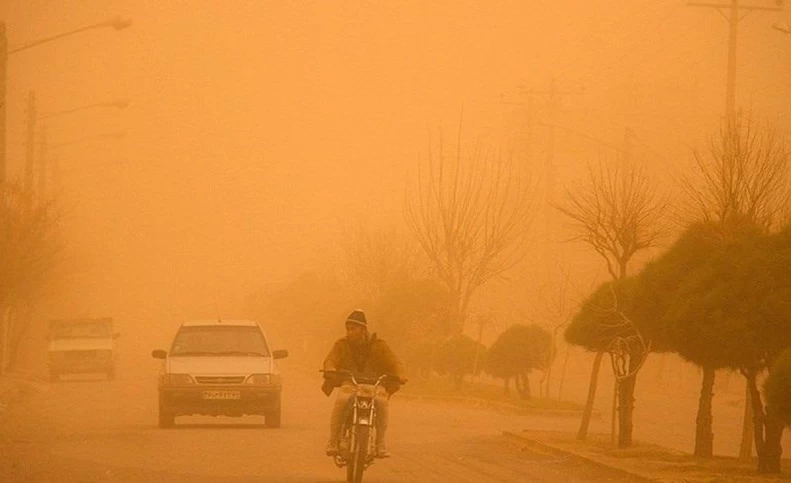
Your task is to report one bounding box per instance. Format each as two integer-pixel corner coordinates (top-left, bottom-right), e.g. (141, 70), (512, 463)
(617, 369), (638, 448)
(577, 352), (603, 441)
(761, 405), (784, 474)
(557, 349), (570, 409)
(8, 305), (32, 371)
(448, 292), (464, 335)
(515, 373), (531, 400)
(523, 372), (531, 400)
(744, 369), (779, 474)
(739, 382), (754, 461)
(694, 366), (715, 458)
(453, 373), (463, 391)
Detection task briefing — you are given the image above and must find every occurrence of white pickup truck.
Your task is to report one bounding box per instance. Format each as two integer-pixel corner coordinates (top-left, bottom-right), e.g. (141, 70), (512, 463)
(47, 317), (119, 382)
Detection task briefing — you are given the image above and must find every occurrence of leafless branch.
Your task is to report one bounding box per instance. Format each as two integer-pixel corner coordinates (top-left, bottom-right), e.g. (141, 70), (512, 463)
(678, 113), (791, 237)
(555, 160), (666, 280)
(405, 122), (535, 334)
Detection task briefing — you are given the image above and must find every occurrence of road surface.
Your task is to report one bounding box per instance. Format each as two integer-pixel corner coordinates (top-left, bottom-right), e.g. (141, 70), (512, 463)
(1, 352), (643, 482)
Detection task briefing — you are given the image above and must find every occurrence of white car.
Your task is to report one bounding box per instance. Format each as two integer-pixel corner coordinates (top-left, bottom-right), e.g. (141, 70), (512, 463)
(152, 319), (288, 428)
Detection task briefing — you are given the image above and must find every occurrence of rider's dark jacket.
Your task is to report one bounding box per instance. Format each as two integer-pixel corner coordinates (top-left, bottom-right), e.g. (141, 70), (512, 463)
(322, 333), (405, 396)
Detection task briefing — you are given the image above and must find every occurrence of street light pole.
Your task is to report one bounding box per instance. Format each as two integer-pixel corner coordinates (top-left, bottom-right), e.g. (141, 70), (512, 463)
(0, 16), (132, 185)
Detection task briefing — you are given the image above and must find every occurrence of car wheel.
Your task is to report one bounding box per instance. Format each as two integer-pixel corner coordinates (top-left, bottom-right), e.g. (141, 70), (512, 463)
(49, 372), (59, 383)
(107, 367), (116, 381)
(265, 392), (282, 428)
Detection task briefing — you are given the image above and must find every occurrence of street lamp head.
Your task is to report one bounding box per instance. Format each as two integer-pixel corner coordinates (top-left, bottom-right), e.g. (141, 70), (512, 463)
(108, 100), (129, 109)
(773, 22), (791, 34)
(102, 16), (133, 31)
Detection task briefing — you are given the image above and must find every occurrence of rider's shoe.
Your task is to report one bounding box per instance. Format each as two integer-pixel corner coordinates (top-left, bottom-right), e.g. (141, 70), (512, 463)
(325, 441), (340, 456)
(375, 444), (390, 458)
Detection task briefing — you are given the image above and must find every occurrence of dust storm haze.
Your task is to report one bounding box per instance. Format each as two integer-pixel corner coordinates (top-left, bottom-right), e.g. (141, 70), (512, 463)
(2, 1), (791, 479)
(3, 1), (790, 328)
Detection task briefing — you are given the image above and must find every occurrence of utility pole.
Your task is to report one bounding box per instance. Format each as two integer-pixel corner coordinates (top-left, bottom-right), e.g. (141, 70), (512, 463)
(24, 91), (36, 196)
(688, 0), (785, 122)
(521, 80), (584, 209)
(689, 0), (785, 462)
(514, 80), (584, 237)
(0, 23), (7, 185)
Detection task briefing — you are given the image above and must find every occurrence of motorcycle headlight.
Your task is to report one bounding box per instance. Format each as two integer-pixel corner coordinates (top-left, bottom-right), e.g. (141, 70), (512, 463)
(245, 374), (279, 385)
(163, 374), (194, 385)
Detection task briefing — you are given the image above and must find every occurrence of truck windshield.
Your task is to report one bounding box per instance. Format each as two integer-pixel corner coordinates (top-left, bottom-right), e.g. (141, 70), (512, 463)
(51, 322), (111, 339)
(170, 326), (270, 357)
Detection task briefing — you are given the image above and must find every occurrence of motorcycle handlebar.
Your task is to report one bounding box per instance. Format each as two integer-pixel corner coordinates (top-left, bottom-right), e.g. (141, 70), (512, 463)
(319, 369), (405, 386)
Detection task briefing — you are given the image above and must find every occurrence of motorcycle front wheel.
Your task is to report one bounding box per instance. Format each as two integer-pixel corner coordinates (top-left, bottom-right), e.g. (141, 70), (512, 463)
(347, 425), (369, 483)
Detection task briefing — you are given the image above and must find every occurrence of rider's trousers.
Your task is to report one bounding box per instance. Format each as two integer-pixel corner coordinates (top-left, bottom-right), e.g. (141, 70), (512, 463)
(329, 383), (390, 448)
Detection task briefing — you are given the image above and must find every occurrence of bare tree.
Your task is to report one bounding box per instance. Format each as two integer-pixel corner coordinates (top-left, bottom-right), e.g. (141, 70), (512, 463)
(0, 181), (61, 372)
(405, 122), (534, 335)
(556, 161), (666, 280)
(338, 218), (423, 305)
(677, 113), (790, 460)
(679, 113), (790, 237)
(556, 158), (665, 445)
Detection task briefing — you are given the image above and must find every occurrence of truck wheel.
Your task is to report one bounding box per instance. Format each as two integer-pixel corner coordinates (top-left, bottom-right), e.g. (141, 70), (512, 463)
(158, 406), (175, 428)
(265, 406), (281, 428)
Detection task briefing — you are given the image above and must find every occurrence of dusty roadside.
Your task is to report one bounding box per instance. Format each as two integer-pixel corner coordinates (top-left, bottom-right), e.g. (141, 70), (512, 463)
(0, 372), (46, 419)
(504, 429), (791, 482)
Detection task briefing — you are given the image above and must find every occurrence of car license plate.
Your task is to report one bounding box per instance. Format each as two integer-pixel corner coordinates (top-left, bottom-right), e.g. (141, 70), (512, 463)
(201, 391), (241, 400)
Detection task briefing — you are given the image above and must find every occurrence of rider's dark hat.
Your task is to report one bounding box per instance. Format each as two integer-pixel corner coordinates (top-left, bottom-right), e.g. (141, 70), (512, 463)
(345, 309), (367, 328)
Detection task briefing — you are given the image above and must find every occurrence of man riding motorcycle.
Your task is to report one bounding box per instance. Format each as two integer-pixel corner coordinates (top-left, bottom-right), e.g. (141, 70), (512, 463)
(322, 309), (406, 458)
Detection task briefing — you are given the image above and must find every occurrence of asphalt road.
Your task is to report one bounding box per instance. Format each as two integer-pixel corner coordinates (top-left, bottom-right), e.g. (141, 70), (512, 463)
(0, 352), (647, 482)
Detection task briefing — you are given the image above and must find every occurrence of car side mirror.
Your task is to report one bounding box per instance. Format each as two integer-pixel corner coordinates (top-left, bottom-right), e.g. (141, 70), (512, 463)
(152, 349), (167, 359)
(272, 349), (289, 360)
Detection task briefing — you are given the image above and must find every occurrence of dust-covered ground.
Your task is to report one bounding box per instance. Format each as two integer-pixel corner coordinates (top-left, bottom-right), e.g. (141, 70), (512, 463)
(1, 354), (645, 482)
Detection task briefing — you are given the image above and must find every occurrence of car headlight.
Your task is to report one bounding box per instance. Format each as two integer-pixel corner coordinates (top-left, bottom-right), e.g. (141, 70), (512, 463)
(163, 374), (194, 385)
(245, 374), (280, 385)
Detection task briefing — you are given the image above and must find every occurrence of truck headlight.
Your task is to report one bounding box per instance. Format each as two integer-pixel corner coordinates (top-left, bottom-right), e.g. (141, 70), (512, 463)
(163, 374), (194, 385)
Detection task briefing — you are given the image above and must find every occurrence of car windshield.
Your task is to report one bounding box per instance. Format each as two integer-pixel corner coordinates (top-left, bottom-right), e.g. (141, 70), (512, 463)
(169, 325), (270, 357)
(51, 321), (111, 339)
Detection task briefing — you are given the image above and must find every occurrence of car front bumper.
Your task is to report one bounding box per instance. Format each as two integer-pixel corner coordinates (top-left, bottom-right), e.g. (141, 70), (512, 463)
(159, 384), (281, 416)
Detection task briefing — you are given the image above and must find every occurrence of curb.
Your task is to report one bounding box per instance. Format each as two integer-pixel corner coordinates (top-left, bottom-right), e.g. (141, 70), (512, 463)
(502, 430), (655, 482)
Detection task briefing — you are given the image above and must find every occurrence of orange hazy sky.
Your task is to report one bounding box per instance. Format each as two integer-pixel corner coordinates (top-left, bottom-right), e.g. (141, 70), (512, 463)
(2, 0), (790, 322)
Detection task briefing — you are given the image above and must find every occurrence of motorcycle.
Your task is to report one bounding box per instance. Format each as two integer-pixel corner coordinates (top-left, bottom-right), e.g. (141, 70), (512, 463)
(321, 370), (402, 483)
